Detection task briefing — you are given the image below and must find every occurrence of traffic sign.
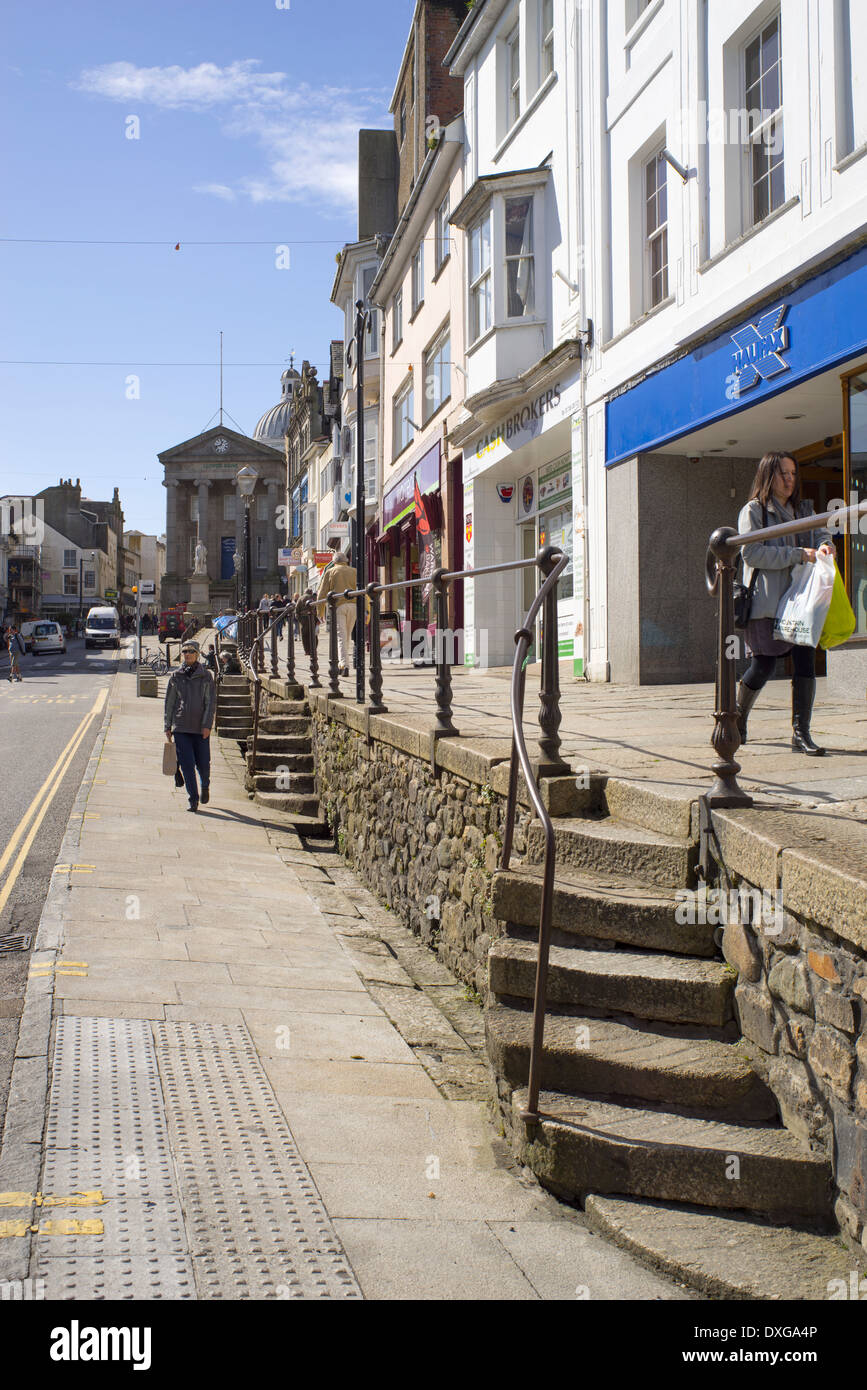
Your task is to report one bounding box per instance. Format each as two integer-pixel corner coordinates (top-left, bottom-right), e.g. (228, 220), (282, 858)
(139, 580), (156, 595)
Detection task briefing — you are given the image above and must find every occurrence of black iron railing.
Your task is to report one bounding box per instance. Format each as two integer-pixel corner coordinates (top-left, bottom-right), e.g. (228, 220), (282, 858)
(706, 498), (864, 805)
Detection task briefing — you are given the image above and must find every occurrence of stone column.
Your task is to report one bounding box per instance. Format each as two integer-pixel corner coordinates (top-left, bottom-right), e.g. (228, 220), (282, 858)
(197, 479), (211, 573)
(163, 479), (180, 604)
(266, 479), (280, 586)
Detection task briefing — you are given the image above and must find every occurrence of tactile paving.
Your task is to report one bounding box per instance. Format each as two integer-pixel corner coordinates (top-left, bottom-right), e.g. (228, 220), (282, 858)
(34, 1016), (196, 1296)
(153, 1020), (362, 1299)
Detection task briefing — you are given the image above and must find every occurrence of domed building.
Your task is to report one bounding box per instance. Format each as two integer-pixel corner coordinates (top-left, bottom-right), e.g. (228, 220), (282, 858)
(253, 366), (302, 449)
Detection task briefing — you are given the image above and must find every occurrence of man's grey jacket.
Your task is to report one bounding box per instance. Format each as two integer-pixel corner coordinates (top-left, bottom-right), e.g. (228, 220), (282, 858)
(164, 661), (216, 734)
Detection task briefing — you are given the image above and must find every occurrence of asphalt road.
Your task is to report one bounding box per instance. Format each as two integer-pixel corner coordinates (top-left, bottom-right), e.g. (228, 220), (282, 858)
(0, 636), (126, 1135)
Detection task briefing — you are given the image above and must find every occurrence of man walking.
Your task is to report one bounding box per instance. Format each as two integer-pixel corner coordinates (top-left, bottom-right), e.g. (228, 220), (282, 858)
(6, 625), (25, 682)
(164, 639), (215, 812)
(316, 550), (361, 677)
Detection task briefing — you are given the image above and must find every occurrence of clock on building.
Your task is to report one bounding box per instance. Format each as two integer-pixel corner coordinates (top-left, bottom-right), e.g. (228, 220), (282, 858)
(213, 436), (229, 454)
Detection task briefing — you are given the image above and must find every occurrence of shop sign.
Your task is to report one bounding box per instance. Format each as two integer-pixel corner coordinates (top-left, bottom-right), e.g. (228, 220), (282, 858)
(520, 475), (535, 515)
(382, 440), (441, 530)
(465, 514), (473, 543)
(730, 304), (790, 398)
(496, 484), (515, 503)
(473, 386), (563, 464)
(538, 457), (571, 507)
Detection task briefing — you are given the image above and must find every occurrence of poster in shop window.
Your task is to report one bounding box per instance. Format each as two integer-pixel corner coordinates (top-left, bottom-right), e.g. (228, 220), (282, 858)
(414, 476), (436, 603)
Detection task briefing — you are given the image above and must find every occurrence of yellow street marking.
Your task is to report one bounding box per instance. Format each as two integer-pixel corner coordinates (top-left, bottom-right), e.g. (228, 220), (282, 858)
(59, 961), (88, 969)
(41, 1190), (105, 1208)
(53, 865), (70, 873)
(0, 1220), (30, 1237)
(56, 969), (88, 977)
(0, 688), (107, 918)
(38, 1219), (104, 1236)
(28, 969), (53, 979)
(0, 1192), (32, 1207)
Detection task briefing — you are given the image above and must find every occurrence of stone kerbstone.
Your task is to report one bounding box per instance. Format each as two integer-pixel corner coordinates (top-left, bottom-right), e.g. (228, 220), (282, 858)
(721, 921), (762, 982)
(768, 957), (812, 1015)
(808, 1026), (855, 1102)
(816, 991), (856, 1035)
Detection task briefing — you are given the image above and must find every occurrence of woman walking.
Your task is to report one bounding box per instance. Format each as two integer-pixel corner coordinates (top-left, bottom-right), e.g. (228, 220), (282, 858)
(736, 452), (836, 756)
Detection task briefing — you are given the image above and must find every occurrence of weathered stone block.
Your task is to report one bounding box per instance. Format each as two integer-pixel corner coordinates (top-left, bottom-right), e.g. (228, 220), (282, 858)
(831, 1103), (867, 1218)
(735, 984), (779, 1054)
(816, 991), (856, 1035)
(808, 950), (842, 985)
(768, 956), (813, 1015)
(722, 921), (762, 982)
(768, 1057), (826, 1145)
(808, 1026), (855, 1101)
(782, 1016), (813, 1059)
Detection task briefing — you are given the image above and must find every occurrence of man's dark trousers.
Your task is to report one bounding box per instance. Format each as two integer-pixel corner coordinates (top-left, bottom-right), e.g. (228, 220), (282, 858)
(174, 732), (210, 805)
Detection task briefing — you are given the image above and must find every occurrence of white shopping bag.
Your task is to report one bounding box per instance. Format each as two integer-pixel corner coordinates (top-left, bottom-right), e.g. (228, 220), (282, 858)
(773, 552), (836, 647)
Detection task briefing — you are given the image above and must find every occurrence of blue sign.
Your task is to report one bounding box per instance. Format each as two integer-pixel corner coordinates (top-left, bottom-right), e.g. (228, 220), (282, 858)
(731, 304), (790, 396)
(606, 244), (867, 466)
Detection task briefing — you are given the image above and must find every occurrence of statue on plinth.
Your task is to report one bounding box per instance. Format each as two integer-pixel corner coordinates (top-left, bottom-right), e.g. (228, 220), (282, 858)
(193, 540), (207, 575)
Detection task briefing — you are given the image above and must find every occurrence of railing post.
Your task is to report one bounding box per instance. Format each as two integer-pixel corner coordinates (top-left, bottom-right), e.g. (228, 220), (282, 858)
(432, 569), (458, 737)
(327, 593), (342, 698)
(256, 612), (265, 674)
(707, 528), (753, 807)
(270, 615), (278, 675)
(286, 601), (296, 685)
(501, 646), (529, 871)
(537, 546), (566, 769)
(307, 599), (321, 689)
(367, 582), (387, 714)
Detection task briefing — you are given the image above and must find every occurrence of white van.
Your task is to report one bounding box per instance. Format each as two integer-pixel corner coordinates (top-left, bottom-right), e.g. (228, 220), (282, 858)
(31, 620), (67, 654)
(85, 606), (121, 649)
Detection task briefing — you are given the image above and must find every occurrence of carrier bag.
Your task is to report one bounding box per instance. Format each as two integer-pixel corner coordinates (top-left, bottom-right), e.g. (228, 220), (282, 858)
(819, 563), (857, 649)
(162, 740), (178, 776)
(773, 551), (836, 647)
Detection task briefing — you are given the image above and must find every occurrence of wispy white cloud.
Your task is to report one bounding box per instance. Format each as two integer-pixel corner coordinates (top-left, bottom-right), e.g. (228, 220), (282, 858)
(74, 60), (391, 213)
(193, 182), (237, 201)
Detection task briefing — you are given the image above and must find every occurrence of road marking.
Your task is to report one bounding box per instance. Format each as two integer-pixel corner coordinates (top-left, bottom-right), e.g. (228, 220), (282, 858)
(0, 1189), (105, 1208)
(0, 688), (107, 918)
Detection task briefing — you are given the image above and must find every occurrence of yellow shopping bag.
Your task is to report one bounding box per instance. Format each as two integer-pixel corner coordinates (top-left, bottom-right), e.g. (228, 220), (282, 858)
(819, 564), (856, 649)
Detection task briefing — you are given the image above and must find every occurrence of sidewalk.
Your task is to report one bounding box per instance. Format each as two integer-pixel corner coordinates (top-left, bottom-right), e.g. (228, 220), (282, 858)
(277, 627), (867, 817)
(0, 669), (689, 1301)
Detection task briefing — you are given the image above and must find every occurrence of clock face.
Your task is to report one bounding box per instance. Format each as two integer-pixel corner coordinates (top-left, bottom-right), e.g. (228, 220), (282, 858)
(213, 436), (229, 455)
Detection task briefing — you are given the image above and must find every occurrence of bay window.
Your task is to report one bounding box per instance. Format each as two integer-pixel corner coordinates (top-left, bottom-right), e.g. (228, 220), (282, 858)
(468, 211), (492, 343)
(423, 324), (451, 423)
(393, 379), (415, 458)
(505, 196), (535, 317)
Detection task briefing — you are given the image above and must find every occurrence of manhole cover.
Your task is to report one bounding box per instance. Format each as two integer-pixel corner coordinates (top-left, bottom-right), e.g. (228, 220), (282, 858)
(0, 933), (32, 954)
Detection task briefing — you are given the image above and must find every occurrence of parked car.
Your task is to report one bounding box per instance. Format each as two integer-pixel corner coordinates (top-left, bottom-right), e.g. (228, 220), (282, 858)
(31, 620), (67, 655)
(19, 621), (36, 652)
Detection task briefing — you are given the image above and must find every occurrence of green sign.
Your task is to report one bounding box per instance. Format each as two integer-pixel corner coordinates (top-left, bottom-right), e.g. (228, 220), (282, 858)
(105, 589), (117, 600)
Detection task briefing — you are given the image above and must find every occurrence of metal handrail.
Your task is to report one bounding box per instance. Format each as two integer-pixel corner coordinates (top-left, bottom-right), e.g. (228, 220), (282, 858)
(705, 496), (863, 806)
(499, 549), (569, 1125)
(244, 606), (295, 776)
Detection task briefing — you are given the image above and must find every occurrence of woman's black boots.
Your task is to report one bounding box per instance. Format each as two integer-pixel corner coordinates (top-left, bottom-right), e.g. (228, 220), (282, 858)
(735, 681), (761, 744)
(792, 676), (825, 756)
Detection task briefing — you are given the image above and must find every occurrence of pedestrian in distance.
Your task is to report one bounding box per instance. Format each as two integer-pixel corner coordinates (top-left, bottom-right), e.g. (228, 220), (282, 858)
(736, 451), (836, 756)
(164, 639), (215, 812)
(205, 642), (218, 674)
(6, 625), (25, 682)
(316, 551), (367, 677)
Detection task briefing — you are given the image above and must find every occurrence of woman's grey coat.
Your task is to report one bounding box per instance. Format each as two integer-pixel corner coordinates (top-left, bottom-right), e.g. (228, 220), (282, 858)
(738, 497), (834, 621)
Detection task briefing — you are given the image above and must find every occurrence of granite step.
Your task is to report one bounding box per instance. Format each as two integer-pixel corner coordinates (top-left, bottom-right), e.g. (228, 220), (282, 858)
(584, 1194), (855, 1300)
(486, 1001), (775, 1117)
(251, 734), (312, 755)
(259, 715), (311, 735)
(511, 1089), (832, 1219)
(489, 938), (734, 1027)
(526, 817), (697, 890)
(247, 752), (314, 773)
(253, 772), (315, 794)
(491, 864), (713, 955)
(264, 699), (310, 715)
(253, 790), (321, 817)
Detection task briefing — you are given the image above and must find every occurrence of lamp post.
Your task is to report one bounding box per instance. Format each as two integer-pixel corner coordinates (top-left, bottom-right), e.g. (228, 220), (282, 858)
(235, 466), (259, 611)
(349, 298), (370, 705)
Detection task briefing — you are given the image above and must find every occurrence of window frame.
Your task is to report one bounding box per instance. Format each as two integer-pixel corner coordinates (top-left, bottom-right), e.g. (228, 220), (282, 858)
(743, 12), (785, 229)
(63, 548), (77, 568)
(504, 195), (536, 320)
(541, 0), (554, 81)
(411, 241), (425, 316)
(63, 573), (77, 596)
(392, 377), (415, 460)
(506, 23), (521, 131)
(392, 287), (403, 353)
(423, 322), (451, 425)
(399, 94), (407, 146)
(467, 209), (493, 345)
(435, 194), (451, 276)
(643, 148), (669, 311)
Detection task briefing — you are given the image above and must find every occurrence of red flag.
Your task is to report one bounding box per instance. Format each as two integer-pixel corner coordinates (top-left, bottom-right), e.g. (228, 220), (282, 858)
(174, 243), (180, 251)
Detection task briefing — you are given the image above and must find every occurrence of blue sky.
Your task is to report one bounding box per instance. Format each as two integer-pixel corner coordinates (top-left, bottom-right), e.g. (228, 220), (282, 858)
(1, 0), (413, 534)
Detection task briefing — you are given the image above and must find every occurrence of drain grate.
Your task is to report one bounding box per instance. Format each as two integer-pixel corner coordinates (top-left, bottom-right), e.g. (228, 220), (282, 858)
(0, 934), (32, 954)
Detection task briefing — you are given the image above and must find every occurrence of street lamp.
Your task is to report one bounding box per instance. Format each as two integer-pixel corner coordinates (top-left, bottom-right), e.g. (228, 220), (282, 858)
(235, 466), (259, 611)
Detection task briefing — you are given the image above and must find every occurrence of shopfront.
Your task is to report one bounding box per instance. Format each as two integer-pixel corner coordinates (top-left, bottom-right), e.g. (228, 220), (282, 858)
(604, 244), (867, 686)
(379, 440), (443, 651)
(457, 363), (583, 670)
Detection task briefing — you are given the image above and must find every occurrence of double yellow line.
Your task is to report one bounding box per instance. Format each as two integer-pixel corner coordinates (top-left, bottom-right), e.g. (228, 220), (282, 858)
(0, 688), (107, 918)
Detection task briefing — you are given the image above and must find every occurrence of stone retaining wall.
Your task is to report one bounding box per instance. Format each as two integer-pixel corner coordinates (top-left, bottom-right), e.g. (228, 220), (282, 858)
(307, 696), (539, 995)
(712, 812), (867, 1248)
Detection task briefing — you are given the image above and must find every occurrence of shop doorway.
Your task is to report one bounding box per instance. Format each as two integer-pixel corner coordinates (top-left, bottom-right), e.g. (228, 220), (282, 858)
(520, 523), (538, 662)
